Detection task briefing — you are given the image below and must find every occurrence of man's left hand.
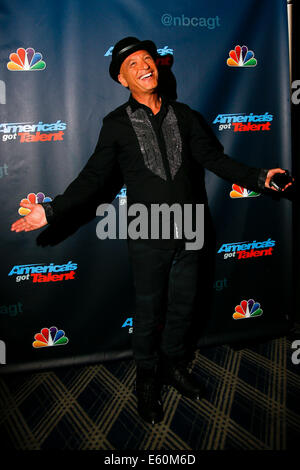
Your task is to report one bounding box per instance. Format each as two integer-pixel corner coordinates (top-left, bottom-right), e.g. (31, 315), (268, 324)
(265, 168), (293, 191)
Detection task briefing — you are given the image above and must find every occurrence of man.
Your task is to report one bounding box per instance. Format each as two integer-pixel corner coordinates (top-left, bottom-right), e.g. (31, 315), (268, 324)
(11, 37), (291, 425)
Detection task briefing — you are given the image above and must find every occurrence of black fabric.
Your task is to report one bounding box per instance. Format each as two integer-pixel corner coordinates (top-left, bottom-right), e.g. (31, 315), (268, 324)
(127, 239), (200, 369)
(45, 95), (265, 249)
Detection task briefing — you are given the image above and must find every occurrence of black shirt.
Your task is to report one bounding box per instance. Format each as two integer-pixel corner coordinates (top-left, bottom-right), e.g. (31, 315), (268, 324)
(43, 95), (267, 247)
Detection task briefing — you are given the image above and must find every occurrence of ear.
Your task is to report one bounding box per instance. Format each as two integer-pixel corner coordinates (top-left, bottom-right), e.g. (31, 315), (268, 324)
(118, 73), (128, 88)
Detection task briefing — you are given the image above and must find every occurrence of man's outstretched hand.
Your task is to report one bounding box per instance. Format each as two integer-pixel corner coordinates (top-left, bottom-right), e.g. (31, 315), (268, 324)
(265, 168), (293, 191)
(11, 202), (48, 232)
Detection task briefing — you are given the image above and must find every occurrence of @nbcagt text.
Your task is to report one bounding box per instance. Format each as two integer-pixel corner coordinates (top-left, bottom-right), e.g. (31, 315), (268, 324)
(104, 454), (196, 466)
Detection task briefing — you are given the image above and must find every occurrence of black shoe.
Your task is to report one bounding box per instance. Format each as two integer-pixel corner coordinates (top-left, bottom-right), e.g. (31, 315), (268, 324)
(136, 370), (164, 425)
(161, 360), (206, 401)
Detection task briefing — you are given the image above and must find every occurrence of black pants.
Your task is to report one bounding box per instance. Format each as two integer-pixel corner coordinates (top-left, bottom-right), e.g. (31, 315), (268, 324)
(127, 240), (200, 370)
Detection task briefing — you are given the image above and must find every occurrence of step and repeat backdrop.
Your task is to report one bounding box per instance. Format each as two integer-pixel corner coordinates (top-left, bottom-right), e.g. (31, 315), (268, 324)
(0, 0), (293, 371)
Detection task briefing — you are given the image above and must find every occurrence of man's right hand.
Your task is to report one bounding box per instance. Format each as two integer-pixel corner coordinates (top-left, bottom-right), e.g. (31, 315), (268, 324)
(11, 202), (48, 232)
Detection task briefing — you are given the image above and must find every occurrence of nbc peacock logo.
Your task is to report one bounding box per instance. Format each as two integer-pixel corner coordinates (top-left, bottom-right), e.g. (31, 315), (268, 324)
(230, 184), (260, 198)
(7, 47), (46, 71)
(33, 327), (69, 348)
(233, 299), (263, 320)
(18, 192), (52, 216)
(227, 45), (257, 67)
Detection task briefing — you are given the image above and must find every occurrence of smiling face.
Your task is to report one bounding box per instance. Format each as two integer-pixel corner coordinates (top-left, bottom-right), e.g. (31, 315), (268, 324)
(118, 49), (158, 97)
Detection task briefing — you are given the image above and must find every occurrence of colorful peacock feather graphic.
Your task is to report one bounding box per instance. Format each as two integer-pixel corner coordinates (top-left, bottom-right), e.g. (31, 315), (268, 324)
(18, 192), (52, 216)
(230, 184), (260, 198)
(7, 48), (46, 71)
(227, 45), (257, 67)
(233, 299), (263, 320)
(33, 327), (69, 348)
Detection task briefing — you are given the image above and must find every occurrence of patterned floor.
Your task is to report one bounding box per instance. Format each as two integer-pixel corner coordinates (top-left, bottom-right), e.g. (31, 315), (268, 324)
(0, 327), (300, 450)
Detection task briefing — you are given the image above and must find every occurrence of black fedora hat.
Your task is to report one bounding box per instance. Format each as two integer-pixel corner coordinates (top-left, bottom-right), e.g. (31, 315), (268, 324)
(109, 36), (158, 83)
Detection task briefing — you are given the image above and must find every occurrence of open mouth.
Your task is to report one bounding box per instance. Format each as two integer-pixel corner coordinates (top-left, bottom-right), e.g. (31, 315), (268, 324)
(140, 72), (153, 80)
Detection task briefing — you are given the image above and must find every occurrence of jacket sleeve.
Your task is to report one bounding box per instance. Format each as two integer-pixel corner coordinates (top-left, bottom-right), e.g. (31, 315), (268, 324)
(185, 105), (268, 193)
(42, 117), (118, 223)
